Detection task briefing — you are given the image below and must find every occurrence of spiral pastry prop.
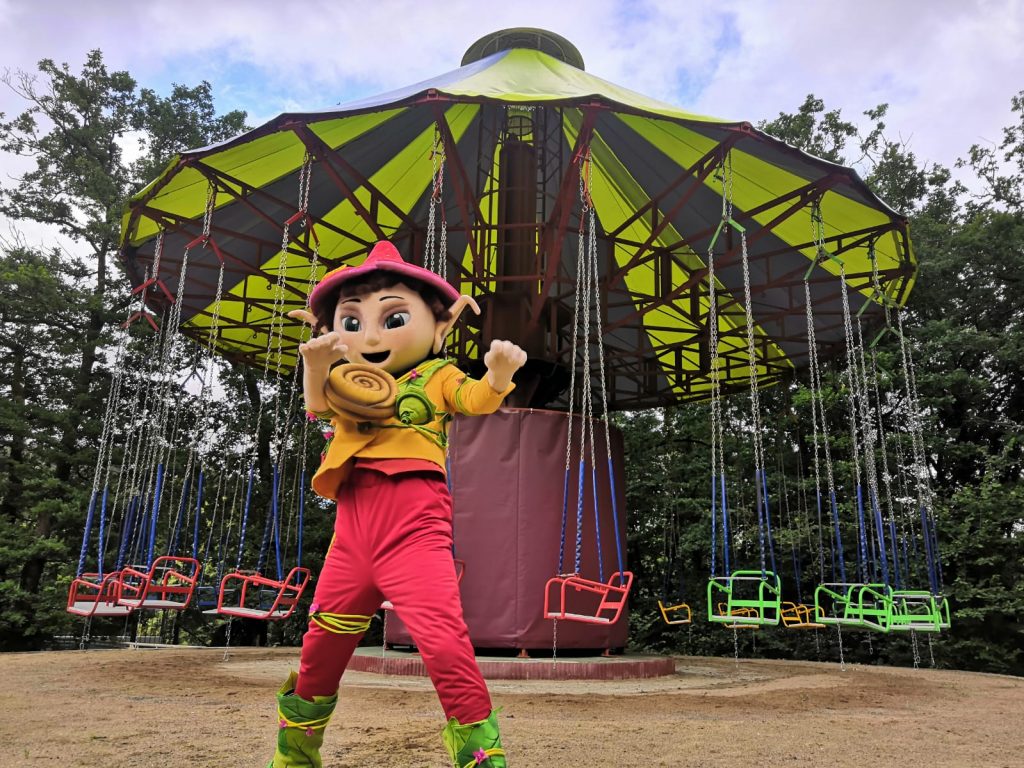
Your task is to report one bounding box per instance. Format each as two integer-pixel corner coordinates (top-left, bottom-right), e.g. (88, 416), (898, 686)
(324, 364), (397, 421)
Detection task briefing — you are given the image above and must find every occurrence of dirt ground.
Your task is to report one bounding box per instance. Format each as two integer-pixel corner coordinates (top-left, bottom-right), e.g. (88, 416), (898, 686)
(4, 647), (1022, 768)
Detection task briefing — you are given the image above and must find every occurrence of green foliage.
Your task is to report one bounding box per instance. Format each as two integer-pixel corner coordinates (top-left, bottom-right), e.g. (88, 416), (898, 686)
(758, 94), (858, 164)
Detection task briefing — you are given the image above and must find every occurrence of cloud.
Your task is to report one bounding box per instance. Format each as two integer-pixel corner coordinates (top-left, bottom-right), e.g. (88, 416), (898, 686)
(688, 0), (1024, 170)
(0, 0), (1019, 205)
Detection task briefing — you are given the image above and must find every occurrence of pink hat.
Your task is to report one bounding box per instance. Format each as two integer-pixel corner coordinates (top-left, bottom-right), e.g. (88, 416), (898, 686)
(309, 241), (460, 316)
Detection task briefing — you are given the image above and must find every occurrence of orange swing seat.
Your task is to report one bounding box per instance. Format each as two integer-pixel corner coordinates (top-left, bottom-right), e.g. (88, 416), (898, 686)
(67, 570), (134, 618)
(213, 566), (312, 621)
(116, 556), (201, 611)
(543, 571), (634, 625)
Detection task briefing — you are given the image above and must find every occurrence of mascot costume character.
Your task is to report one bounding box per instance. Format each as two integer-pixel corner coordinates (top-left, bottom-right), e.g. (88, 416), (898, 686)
(268, 240), (526, 767)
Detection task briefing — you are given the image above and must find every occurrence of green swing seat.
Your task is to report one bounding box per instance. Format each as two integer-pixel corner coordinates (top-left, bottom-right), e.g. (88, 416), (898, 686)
(813, 582), (894, 632)
(707, 570), (782, 627)
(888, 591), (950, 633)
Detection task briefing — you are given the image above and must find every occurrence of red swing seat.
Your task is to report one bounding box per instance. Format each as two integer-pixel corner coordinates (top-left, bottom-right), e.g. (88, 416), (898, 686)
(213, 566), (311, 621)
(543, 571), (634, 625)
(67, 570), (134, 618)
(381, 558), (465, 611)
(116, 556), (201, 611)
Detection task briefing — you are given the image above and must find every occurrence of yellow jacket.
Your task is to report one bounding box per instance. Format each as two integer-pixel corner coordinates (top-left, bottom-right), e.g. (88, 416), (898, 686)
(312, 361), (513, 500)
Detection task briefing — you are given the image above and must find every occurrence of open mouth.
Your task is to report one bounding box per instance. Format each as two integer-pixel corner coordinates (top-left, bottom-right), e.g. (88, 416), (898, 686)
(362, 350), (390, 364)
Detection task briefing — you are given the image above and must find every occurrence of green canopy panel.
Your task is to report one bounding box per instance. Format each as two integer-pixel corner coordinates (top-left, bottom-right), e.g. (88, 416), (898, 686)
(119, 46), (914, 409)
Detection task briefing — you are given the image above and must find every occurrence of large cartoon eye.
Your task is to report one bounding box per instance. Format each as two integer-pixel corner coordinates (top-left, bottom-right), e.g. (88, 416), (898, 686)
(341, 316), (361, 332)
(384, 311), (411, 330)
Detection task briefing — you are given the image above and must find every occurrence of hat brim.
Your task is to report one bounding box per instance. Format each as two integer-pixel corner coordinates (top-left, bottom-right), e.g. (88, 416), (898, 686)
(310, 260), (461, 317)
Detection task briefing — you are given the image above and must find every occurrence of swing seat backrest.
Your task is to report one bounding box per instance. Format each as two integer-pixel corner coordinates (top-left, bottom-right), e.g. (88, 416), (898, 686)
(116, 556), (201, 610)
(543, 571), (634, 625)
(67, 570), (134, 617)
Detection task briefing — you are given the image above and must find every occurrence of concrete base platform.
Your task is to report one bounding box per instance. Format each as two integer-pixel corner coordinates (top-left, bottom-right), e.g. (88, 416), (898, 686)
(350, 647), (676, 680)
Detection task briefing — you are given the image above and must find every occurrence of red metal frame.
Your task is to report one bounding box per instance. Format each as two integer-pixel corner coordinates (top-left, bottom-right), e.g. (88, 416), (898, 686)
(116, 556), (201, 611)
(543, 571), (633, 625)
(67, 570), (134, 618)
(214, 566), (311, 621)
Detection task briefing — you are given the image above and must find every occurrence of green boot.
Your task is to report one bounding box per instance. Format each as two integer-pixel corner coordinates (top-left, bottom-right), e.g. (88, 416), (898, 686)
(266, 671), (338, 768)
(441, 710), (507, 767)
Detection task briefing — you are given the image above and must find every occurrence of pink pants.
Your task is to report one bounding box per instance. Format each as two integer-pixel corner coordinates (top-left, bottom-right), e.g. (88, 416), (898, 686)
(294, 467), (492, 724)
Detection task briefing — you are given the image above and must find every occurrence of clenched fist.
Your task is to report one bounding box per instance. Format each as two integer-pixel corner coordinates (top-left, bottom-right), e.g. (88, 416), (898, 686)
(484, 338), (527, 392)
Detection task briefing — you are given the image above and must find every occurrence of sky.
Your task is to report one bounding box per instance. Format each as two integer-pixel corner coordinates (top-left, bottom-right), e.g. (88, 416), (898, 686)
(0, 0), (1021, 252)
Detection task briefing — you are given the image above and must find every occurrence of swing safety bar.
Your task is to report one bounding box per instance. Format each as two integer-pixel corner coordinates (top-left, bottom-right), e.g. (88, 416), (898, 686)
(888, 591), (950, 633)
(814, 582), (893, 632)
(214, 566), (311, 621)
(67, 570), (135, 617)
(658, 600), (692, 626)
(117, 556), (201, 611)
(780, 601), (825, 629)
(543, 571), (634, 625)
(707, 571), (782, 627)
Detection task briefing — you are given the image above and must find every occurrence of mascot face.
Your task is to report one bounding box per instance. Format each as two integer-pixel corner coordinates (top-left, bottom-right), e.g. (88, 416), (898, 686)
(332, 282), (440, 375)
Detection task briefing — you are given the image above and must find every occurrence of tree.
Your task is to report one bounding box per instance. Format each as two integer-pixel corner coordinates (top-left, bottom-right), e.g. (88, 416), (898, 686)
(0, 50), (248, 647)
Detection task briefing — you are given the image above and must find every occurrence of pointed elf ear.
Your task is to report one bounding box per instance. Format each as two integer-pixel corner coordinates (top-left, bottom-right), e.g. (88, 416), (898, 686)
(433, 295), (481, 354)
(288, 308), (327, 335)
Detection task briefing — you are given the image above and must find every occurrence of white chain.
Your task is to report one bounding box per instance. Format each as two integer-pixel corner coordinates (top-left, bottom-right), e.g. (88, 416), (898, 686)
(707, 161), (726, 576)
(425, 131), (448, 280)
(739, 211), (767, 573)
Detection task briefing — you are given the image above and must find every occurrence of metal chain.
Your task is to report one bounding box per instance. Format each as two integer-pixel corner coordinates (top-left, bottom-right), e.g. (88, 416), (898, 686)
(871, 353), (897, 536)
(911, 629), (921, 669)
(425, 130), (448, 279)
(201, 182), (216, 238)
(557, 154), (587, 576)
(707, 154), (728, 576)
(855, 317), (887, 584)
(739, 211), (767, 574)
(897, 309), (933, 511)
(551, 618), (559, 668)
(855, 319), (882, 514)
(147, 242), (192, 561)
(838, 258), (869, 581)
(167, 186), (220, 555)
(592, 197), (614, 468)
(151, 231), (165, 283)
(575, 160), (596, 577)
(92, 324), (130, 497)
(110, 288), (157, 516)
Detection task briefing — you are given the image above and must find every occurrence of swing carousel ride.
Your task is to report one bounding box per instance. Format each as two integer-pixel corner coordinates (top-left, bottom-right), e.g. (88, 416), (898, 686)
(68, 29), (947, 656)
